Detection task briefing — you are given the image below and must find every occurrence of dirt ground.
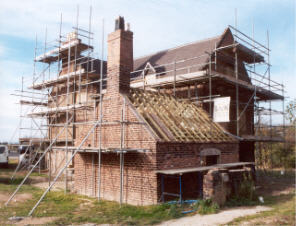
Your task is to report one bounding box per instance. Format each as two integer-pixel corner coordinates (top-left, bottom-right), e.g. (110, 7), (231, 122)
(255, 169), (295, 196)
(0, 193), (32, 207)
(12, 217), (58, 226)
(33, 181), (68, 191)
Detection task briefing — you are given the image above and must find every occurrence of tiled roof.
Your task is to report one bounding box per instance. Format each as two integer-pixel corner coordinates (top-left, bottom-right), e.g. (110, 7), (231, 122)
(132, 36), (220, 79)
(132, 28), (264, 83)
(128, 88), (236, 143)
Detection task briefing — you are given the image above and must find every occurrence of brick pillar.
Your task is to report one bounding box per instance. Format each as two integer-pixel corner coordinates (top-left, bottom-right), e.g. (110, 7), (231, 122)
(203, 168), (230, 206)
(107, 16), (133, 96)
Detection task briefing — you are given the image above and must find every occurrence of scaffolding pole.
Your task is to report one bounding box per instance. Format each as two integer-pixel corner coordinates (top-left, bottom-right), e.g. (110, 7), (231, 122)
(28, 119), (100, 216)
(98, 18), (104, 200)
(120, 98), (126, 206)
(5, 114), (74, 206)
(235, 50), (239, 136)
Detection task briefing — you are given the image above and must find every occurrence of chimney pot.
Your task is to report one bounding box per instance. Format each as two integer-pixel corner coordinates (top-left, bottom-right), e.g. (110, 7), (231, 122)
(115, 16), (125, 31)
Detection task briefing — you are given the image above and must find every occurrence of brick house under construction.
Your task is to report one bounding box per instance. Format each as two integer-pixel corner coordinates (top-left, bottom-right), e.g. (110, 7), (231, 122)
(26, 16), (284, 206)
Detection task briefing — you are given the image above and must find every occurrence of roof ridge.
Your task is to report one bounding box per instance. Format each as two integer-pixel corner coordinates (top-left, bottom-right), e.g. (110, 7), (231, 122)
(134, 34), (222, 61)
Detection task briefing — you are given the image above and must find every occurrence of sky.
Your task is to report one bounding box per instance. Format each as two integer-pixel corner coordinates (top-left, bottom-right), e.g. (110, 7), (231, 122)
(0, 0), (295, 142)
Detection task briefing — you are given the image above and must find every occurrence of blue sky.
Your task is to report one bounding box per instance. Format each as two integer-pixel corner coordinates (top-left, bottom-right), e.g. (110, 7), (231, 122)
(0, 0), (295, 142)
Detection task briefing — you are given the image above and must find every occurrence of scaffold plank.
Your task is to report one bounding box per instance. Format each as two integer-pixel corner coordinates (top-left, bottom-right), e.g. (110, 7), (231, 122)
(35, 39), (93, 63)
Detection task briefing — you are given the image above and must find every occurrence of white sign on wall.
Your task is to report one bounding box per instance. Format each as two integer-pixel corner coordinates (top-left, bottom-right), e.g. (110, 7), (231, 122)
(213, 97), (230, 122)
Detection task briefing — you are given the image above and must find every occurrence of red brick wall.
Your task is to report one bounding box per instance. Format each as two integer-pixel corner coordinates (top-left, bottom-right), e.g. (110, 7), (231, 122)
(73, 94), (159, 205)
(107, 29), (133, 95)
(74, 152), (158, 205)
(156, 142), (238, 201)
(46, 149), (73, 178)
(156, 142), (239, 170)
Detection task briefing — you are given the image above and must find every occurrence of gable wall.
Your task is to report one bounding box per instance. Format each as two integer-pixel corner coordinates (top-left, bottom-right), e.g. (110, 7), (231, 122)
(73, 93), (159, 205)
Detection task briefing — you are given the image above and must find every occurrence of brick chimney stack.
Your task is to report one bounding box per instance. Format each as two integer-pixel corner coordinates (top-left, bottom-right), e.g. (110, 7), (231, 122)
(107, 16), (133, 95)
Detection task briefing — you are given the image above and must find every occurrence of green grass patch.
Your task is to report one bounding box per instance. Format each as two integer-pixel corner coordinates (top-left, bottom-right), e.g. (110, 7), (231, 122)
(30, 172), (48, 177)
(0, 179), (39, 193)
(0, 168), (14, 175)
(0, 181), (187, 225)
(193, 199), (219, 215)
(0, 170), (42, 178)
(53, 200), (183, 225)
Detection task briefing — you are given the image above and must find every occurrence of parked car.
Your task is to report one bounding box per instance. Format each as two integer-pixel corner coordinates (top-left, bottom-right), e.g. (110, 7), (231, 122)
(0, 145), (9, 168)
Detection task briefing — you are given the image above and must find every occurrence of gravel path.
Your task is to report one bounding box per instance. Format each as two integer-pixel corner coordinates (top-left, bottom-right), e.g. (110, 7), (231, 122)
(158, 206), (271, 226)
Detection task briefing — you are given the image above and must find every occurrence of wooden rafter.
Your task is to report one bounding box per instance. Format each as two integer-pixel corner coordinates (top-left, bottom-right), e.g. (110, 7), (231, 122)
(128, 88), (236, 143)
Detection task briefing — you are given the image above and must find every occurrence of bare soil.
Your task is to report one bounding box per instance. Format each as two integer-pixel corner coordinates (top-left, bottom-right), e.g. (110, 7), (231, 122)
(32, 181), (65, 191)
(14, 217), (58, 226)
(0, 193), (32, 207)
(255, 170), (295, 197)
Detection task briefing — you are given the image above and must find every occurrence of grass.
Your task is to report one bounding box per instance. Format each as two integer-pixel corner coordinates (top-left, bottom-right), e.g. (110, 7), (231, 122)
(55, 200), (178, 225)
(0, 177), (215, 225)
(193, 199), (219, 215)
(225, 193), (295, 225)
(0, 178), (185, 225)
(0, 167), (185, 225)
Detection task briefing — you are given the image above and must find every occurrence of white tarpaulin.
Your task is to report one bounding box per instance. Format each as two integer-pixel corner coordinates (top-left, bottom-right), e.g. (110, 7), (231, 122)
(213, 97), (230, 122)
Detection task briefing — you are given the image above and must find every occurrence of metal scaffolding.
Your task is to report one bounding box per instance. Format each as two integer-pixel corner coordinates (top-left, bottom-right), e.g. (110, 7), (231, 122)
(130, 25), (285, 146)
(7, 8), (145, 216)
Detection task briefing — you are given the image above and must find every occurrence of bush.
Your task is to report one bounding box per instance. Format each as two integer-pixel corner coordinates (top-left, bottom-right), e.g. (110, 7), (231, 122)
(226, 173), (259, 207)
(193, 199), (219, 215)
(271, 143), (296, 169)
(255, 125), (295, 169)
(240, 173), (256, 200)
(168, 204), (182, 218)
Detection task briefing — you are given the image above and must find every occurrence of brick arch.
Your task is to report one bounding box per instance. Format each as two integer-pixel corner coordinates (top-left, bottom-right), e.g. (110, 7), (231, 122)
(200, 148), (221, 165)
(200, 148), (221, 156)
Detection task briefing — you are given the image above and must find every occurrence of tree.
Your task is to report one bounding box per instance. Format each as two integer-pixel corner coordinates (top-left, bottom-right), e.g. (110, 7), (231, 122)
(286, 98), (296, 125)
